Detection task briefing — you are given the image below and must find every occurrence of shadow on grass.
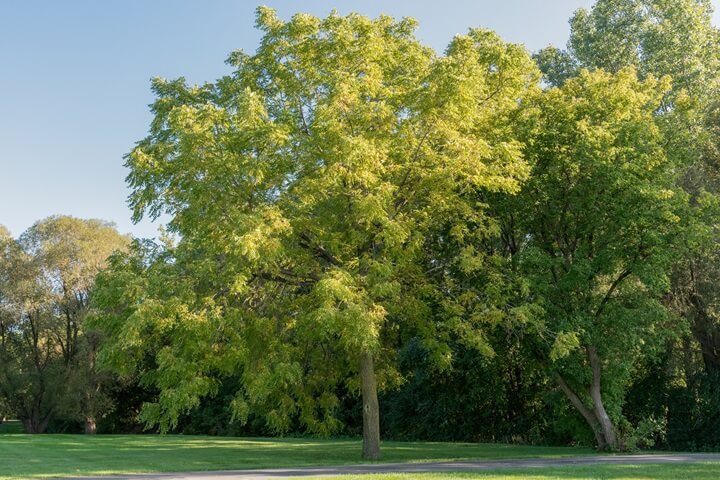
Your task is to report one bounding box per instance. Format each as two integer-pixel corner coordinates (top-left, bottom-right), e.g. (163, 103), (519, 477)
(0, 434), (594, 478)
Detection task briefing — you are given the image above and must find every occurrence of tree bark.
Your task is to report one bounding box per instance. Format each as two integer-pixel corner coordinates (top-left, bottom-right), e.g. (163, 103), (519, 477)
(555, 372), (607, 449)
(22, 413), (50, 434)
(587, 346), (617, 450)
(85, 416), (97, 434)
(360, 351), (381, 460)
(554, 346), (618, 450)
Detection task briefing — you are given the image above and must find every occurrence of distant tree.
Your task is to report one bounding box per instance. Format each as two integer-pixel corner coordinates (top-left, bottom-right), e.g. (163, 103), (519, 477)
(100, 7), (538, 459)
(0, 227), (15, 424)
(536, 0), (720, 93)
(0, 217), (128, 433)
(0, 223), (60, 433)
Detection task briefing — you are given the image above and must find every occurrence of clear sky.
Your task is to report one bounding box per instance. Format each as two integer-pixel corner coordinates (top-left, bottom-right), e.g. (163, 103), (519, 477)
(1, 1), (718, 238)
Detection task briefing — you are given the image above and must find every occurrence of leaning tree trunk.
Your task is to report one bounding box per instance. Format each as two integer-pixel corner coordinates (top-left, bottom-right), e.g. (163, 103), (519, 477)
(554, 346), (618, 451)
(555, 373), (607, 449)
(587, 346), (617, 450)
(360, 351), (381, 460)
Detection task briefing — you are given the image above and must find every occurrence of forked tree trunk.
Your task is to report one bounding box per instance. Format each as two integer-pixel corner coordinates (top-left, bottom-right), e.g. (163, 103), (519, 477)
(555, 373), (607, 449)
(360, 351), (381, 460)
(555, 346), (618, 450)
(587, 346), (617, 449)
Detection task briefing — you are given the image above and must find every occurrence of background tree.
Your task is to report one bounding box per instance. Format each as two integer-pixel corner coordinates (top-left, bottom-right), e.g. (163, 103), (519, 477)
(536, 0), (720, 448)
(0, 217), (128, 433)
(496, 68), (685, 450)
(0, 223), (61, 433)
(36, 217), (130, 433)
(0, 226), (18, 425)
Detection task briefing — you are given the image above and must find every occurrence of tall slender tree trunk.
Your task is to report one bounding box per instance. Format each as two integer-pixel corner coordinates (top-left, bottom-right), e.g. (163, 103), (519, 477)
(85, 340), (99, 435)
(360, 351), (381, 460)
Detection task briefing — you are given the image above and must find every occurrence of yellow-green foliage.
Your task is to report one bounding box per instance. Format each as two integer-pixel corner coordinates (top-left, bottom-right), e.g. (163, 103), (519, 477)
(100, 7), (540, 434)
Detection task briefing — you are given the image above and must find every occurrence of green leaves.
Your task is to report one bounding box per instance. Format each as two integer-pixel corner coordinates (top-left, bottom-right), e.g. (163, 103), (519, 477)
(550, 332), (581, 362)
(490, 64), (688, 447)
(71, 2), (720, 448)
(100, 6), (544, 436)
(0, 217), (130, 431)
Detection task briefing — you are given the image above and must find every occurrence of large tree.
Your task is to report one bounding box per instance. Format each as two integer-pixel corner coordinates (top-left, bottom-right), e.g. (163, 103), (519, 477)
(496, 68), (686, 450)
(537, 0), (720, 379)
(108, 7), (538, 458)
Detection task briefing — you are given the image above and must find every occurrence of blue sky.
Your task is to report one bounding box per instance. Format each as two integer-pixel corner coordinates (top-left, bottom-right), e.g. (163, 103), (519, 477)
(1, 1), (718, 238)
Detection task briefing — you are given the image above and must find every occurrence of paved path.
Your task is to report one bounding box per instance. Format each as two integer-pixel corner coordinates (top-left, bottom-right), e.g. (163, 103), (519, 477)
(67, 453), (720, 479)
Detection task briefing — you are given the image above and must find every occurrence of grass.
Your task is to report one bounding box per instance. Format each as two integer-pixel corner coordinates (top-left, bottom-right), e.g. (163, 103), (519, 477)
(4, 424), (717, 479)
(0, 429), (592, 479)
(308, 463), (720, 479)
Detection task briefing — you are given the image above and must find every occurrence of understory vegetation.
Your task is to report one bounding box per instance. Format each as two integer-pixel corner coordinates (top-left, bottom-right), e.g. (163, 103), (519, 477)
(2, 0), (720, 461)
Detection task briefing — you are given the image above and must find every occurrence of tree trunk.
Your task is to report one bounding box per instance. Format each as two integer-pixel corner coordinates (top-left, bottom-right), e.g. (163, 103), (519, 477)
(554, 347), (618, 451)
(689, 293), (720, 374)
(360, 351), (381, 461)
(22, 413), (50, 434)
(587, 346), (617, 450)
(85, 416), (97, 434)
(555, 373), (607, 449)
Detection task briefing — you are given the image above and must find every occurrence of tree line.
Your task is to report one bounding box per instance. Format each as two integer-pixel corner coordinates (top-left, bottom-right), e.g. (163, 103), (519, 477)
(2, 0), (720, 459)
(0, 218), (128, 433)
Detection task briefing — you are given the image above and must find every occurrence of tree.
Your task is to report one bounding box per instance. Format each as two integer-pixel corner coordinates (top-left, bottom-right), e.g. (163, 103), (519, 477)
(106, 7), (538, 459)
(536, 0), (720, 93)
(0, 223), (61, 433)
(496, 68), (685, 450)
(0, 217), (128, 433)
(0, 226), (16, 425)
(568, 0), (720, 96)
(539, 0), (720, 382)
(529, 0), (720, 448)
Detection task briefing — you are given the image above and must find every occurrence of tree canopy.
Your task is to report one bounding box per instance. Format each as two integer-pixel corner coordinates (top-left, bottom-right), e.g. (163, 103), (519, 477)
(105, 7), (540, 459)
(4, 1), (720, 455)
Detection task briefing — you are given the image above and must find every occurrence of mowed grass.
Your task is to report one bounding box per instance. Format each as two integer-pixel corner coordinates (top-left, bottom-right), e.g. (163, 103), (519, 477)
(3, 425), (718, 479)
(0, 427), (593, 479)
(312, 463), (720, 479)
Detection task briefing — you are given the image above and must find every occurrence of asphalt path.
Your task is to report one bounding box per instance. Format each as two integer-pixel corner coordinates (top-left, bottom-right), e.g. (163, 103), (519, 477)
(66, 453), (720, 479)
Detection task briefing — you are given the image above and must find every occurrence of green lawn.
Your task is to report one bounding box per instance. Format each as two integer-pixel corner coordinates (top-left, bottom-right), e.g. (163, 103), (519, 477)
(0, 429), (591, 479)
(312, 463), (720, 479)
(5, 426), (717, 480)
